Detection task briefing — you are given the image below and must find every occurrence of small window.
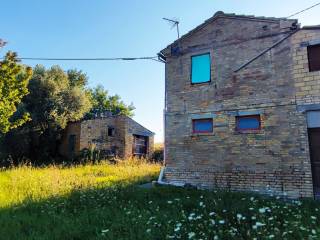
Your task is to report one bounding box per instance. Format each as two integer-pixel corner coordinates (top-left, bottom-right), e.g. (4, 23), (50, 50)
(108, 127), (115, 136)
(308, 44), (320, 72)
(191, 53), (211, 84)
(192, 118), (213, 133)
(236, 115), (261, 131)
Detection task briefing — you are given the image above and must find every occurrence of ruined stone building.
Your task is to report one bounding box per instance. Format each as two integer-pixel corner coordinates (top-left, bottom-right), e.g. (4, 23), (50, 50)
(159, 11), (320, 198)
(59, 114), (154, 159)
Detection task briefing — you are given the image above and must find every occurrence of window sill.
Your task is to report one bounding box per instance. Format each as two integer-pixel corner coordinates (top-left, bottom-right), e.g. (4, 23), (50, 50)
(235, 130), (262, 134)
(191, 132), (214, 137)
(190, 81), (211, 86)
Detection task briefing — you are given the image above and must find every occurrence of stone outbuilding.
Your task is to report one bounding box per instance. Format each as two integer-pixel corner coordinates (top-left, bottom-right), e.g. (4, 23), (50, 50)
(59, 114), (154, 159)
(159, 11), (320, 198)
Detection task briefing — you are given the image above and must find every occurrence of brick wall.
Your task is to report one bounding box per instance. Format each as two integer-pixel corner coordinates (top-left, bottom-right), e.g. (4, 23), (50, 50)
(292, 30), (320, 105)
(162, 14), (319, 198)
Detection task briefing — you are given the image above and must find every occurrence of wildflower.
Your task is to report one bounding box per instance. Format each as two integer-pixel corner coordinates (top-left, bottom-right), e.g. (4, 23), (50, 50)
(167, 201), (173, 204)
(199, 202), (204, 207)
(209, 212), (215, 216)
(253, 222), (265, 229)
(312, 229), (316, 234)
(210, 219), (216, 225)
(311, 216), (317, 220)
(188, 213), (196, 220)
(175, 222), (182, 231)
(219, 220), (225, 224)
(146, 229), (151, 233)
(236, 213), (242, 220)
(256, 222), (265, 227)
(259, 208), (266, 213)
(101, 229), (109, 233)
(188, 232), (196, 239)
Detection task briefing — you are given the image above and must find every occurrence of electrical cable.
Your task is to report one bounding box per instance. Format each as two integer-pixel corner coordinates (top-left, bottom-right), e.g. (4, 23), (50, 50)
(287, 2), (320, 18)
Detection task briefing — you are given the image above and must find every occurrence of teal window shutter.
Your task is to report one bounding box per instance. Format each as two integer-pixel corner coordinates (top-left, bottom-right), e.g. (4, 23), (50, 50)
(191, 53), (211, 83)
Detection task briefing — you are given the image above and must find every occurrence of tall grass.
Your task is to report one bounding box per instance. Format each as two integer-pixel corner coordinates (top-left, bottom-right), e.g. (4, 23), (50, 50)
(0, 158), (160, 208)
(1, 160), (320, 239)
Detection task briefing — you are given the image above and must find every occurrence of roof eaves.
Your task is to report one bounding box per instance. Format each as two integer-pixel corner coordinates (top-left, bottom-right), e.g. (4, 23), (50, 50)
(160, 11), (297, 54)
(124, 115), (155, 136)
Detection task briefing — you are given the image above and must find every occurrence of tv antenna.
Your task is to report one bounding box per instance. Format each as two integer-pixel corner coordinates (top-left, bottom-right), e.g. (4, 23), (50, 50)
(163, 17), (180, 39)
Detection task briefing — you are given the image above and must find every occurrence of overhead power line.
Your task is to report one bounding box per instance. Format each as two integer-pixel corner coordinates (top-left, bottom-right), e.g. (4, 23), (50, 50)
(13, 56), (162, 62)
(5, 4), (319, 63)
(287, 2), (320, 18)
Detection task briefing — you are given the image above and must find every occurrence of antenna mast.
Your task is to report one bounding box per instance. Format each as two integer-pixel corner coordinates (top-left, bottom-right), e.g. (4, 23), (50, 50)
(163, 18), (180, 39)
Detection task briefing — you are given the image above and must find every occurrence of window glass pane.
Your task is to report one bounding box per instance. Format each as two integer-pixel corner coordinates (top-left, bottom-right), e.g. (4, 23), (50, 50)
(193, 119), (213, 133)
(108, 127), (115, 136)
(191, 54), (211, 83)
(237, 115), (260, 130)
(308, 44), (320, 72)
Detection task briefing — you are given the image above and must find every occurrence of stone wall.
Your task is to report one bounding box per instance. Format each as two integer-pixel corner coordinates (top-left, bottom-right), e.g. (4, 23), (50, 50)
(80, 116), (127, 158)
(59, 122), (81, 158)
(124, 117), (155, 158)
(162, 14), (318, 198)
(60, 115), (154, 159)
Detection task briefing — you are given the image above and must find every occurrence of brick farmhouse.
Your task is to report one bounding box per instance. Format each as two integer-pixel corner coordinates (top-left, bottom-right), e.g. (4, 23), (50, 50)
(59, 114), (154, 159)
(159, 11), (320, 198)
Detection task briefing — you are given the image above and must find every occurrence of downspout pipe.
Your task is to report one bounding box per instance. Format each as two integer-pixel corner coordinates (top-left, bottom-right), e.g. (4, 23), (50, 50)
(156, 53), (184, 187)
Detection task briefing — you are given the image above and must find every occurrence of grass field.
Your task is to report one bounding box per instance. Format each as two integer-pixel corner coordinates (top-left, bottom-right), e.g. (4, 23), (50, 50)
(0, 160), (320, 240)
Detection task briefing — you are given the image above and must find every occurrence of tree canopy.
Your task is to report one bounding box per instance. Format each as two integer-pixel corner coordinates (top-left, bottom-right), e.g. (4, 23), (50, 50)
(87, 85), (135, 118)
(0, 52), (32, 133)
(1, 63), (135, 163)
(25, 65), (92, 131)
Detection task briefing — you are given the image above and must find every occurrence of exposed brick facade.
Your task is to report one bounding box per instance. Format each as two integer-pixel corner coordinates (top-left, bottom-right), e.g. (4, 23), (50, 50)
(59, 115), (154, 159)
(160, 12), (320, 198)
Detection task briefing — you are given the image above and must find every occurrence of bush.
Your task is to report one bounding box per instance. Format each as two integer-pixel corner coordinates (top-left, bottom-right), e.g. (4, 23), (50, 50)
(152, 143), (164, 163)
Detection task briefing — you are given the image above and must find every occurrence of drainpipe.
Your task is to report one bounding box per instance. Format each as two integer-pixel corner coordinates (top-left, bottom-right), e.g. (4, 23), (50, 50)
(156, 52), (184, 187)
(157, 54), (169, 185)
(157, 166), (167, 184)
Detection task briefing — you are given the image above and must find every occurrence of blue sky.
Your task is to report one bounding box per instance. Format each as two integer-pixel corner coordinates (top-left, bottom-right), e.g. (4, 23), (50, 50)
(1, 0), (319, 142)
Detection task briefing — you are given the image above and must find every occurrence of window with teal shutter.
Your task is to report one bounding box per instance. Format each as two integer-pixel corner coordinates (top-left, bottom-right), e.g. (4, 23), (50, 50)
(191, 53), (211, 84)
